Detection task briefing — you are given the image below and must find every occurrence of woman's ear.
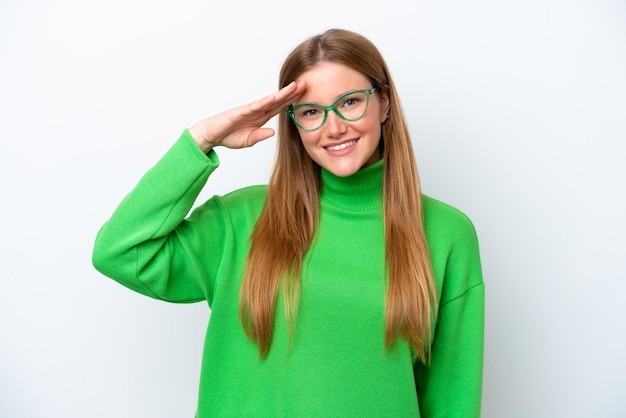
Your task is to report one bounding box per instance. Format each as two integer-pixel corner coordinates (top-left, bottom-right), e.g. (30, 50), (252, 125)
(379, 88), (391, 123)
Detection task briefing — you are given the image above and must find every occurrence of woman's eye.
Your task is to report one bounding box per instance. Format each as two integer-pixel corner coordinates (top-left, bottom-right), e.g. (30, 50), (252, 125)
(300, 108), (321, 118)
(341, 98), (359, 108)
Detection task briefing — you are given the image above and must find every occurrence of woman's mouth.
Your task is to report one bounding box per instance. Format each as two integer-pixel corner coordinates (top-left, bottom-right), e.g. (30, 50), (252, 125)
(325, 139), (358, 151)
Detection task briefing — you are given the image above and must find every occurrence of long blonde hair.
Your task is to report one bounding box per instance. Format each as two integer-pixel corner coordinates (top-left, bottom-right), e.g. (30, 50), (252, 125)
(239, 29), (437, 363)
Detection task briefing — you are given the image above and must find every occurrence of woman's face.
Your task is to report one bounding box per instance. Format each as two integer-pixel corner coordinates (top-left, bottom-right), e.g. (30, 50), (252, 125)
(293, 62), (389, 177)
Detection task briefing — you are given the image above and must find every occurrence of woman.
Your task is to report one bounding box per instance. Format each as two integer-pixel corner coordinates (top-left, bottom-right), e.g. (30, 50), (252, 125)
(93, 29), (484, 417)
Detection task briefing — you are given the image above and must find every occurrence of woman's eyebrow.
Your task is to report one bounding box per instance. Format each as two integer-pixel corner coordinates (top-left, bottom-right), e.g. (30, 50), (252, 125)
(294, 88), (365, 106)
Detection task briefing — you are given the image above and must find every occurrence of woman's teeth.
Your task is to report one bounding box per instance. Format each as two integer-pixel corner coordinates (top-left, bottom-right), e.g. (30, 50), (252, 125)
(326, 140), (357, 151)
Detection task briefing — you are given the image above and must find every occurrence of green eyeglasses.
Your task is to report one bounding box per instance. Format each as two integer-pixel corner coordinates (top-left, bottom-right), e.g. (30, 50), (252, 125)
(285, 87), (377, 131)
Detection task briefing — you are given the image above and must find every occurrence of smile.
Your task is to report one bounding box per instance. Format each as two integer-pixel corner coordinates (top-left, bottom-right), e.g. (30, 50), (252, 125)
(325, 140), (358, 151)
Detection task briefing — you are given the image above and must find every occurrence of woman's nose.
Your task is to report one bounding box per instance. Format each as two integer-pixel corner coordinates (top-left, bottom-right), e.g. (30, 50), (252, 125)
(324, 110), (347, 137)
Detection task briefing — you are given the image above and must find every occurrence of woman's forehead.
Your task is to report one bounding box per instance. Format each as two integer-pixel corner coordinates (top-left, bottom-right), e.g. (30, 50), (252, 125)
(294, 62), (370, 103)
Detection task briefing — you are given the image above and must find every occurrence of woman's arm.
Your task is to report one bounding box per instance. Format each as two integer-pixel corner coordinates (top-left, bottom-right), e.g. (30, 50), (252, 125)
(415, 205), (485, 417)
(92, 131), (221, 302)
(92, 82), (306, 302)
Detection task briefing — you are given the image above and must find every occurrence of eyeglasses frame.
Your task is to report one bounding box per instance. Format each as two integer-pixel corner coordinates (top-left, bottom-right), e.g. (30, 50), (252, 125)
(285, 87), (377, 131)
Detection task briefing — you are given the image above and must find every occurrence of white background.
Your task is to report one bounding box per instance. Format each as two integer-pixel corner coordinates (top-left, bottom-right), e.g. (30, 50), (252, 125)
(1, 0), (625, 417)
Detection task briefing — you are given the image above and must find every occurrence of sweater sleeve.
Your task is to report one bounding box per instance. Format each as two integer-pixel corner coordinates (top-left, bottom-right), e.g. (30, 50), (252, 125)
(92, 130), (223, 304)
(415, 205), (485, 417)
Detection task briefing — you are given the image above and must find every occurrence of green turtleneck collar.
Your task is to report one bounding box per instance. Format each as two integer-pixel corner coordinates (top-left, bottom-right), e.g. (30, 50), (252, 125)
(320, 159), (384, 211)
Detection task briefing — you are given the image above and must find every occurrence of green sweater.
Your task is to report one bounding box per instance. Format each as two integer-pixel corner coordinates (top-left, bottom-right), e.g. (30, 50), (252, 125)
(93, 130), (484, 417)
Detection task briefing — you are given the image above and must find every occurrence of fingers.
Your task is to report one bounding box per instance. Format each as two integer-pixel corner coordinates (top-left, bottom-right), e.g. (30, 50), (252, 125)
(248, 127), (276, 145)
(274, 81), (307, 106)
(249, 81), (306, 117)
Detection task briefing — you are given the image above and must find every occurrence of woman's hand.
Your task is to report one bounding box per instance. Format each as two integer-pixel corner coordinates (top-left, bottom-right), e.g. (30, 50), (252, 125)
(188, 81), (306, 153)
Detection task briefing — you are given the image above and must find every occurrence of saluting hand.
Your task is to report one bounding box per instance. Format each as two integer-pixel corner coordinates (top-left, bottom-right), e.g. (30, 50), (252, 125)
(189, 81), (306, 153)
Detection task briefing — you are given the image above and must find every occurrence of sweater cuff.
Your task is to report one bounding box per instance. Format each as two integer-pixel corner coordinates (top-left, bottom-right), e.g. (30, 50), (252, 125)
(179, 128), (220, 167)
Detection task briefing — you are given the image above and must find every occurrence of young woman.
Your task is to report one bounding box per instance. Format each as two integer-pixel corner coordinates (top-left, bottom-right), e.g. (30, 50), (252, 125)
(93, 29), (484, 417)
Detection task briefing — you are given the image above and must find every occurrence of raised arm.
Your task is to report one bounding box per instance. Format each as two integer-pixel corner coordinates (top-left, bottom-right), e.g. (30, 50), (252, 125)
(92, 82), (306, 302)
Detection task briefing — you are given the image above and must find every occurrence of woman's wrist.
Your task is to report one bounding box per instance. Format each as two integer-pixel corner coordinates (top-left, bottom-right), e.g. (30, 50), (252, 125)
(188, 124), (216, 154)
